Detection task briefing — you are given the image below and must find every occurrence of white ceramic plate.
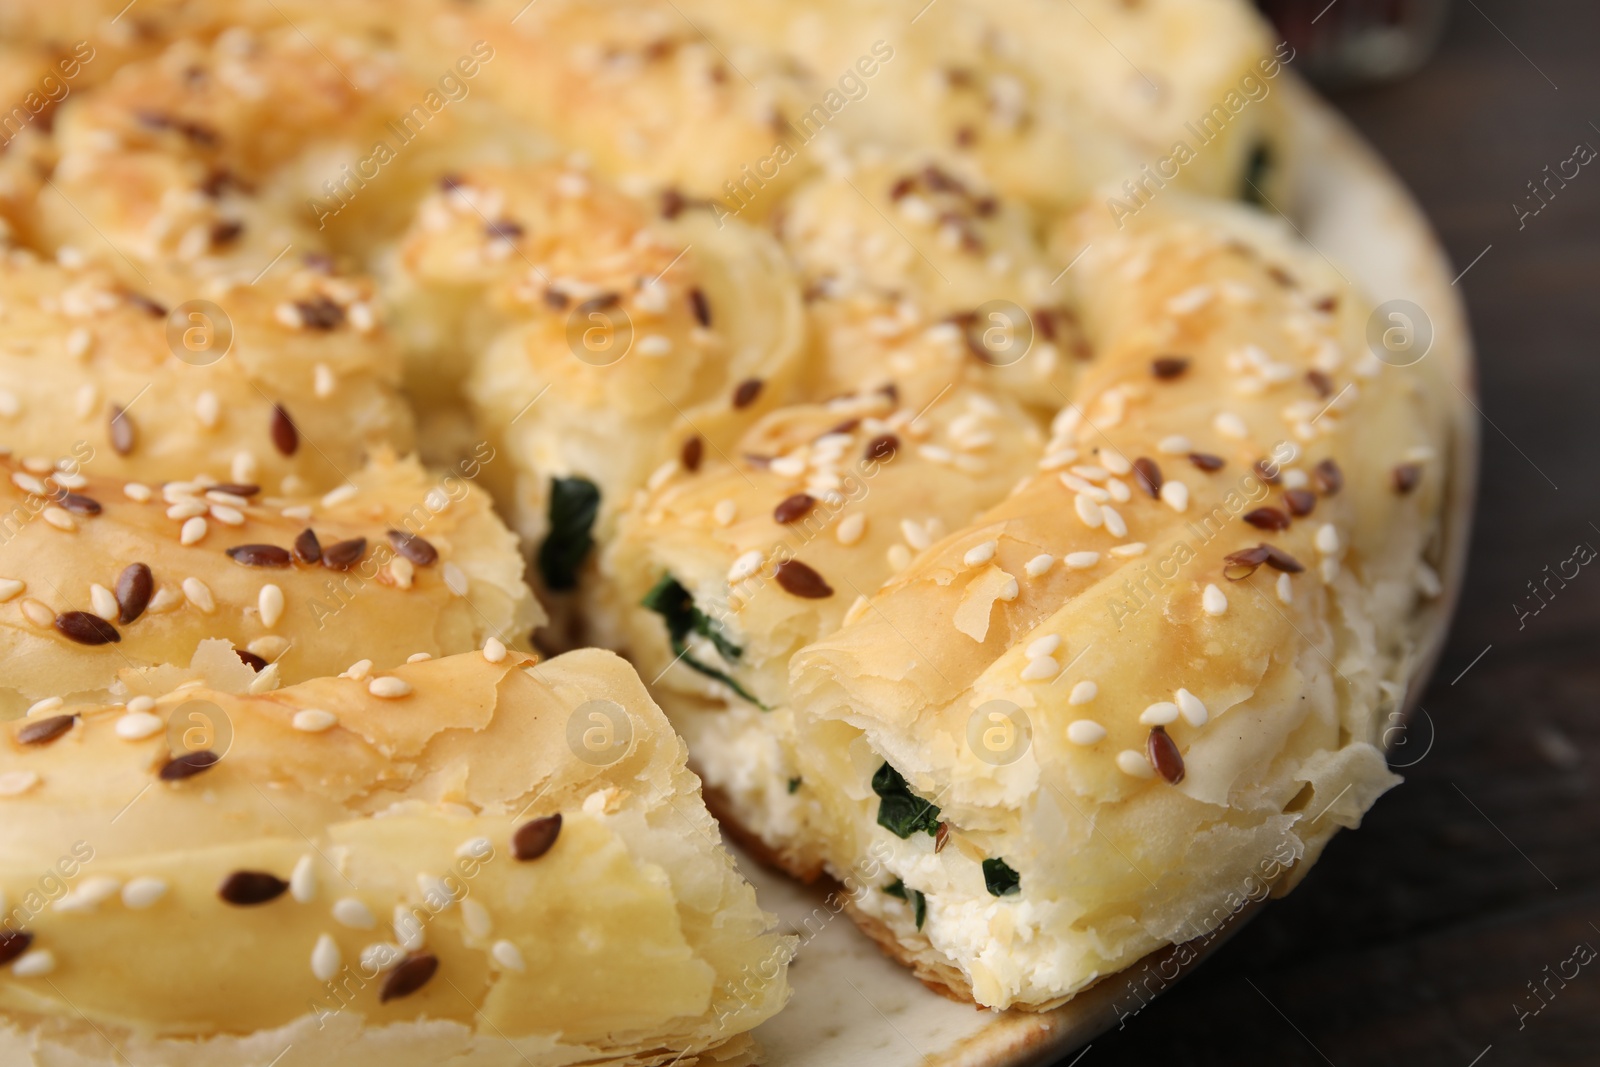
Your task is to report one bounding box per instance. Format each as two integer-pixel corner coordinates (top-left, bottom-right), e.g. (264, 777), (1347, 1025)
(738, 76), (1479, 1067)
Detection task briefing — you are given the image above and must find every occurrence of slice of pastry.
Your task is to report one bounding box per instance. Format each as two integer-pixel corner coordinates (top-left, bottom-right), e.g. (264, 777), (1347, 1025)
(787, 195), (1454, 1009)
(595, 383), (1043, 877)
(0, 647), (792, 1066)
(0, 249), (413, 496)
(0, 449), (539, 706)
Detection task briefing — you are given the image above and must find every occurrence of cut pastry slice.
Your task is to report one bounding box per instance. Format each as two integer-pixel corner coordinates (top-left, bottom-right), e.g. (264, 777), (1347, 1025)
(0, 449), (539, 706)
(0, 250), (413, 495)
(0, 647), (792, 1066)
(439, 168), (804, 586)
(787, 195), (1453, 1009)
(595, 384), (1042, 876)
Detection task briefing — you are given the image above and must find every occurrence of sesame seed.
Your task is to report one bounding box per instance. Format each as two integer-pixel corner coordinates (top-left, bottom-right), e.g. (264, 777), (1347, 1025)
(1064, 551), (1099, 570)
(1021, 655), (1059, 681)
(26, 697), (63, 718)
(124, 482), (153, 502)
(491, 939), (526, 972)
(1202, 584), (1228, 616)
(1101, 505), (1127, 539)
(1159, 480), (1190, 513)
(887, 544), (912, 571)
(1060, 473), (1109, 501)
(1157, 435), (1193, 455)
(51, 471), (88, 491)
(22, 599), (56, 628)
(835, 512), (866, 545)
(1074, 495), (1104, 528)
(1024, 554), (1054, 576)
(1066, 720), (1107, 745)
(12, 950), (55, 977)
(0, 771), (41, 796)
(342, 659), (373, 681)
(313, 363), (337, 398)
(1116, 749), (1155, 778)
(1027, 634), (1061, 657)
(388, 557), (415, 589)
(1175, 688), (1209, 726)
(1213, 412), (1248, 439)
(996, 572), (1019, 601)
(483, 637), (507, 663)
(729, 550), (763, 582)
(1069, 681), (1099, 706)
(116, 712), (164, 740)
(1109, 542), (1147, 558)
(1140, 701), (1180, 726)
(182, 577), (216, 613)
(964, 540), (998, 566)
(1147, 726), (1185, 784)
(333, 898), (377, 929)
(210, 504), (245, 526)
(121, 877), (168, 909)
(312, 934), (342, 981)
(1315, 524), (1341, 555)
(1276, 571), (1294, 602)
(369, 676), (412, 699)
(180, 516), (208, 545)
(321, 485), (358, 508)
(65, 327), (92, 359)
(0, 578), (26, 602)
(195, 391), (220, 429)
(89, 584), (118, 621)
(713, 500), (738, 526)
(443, 562), (469, 596)
(406, 652), (431, 663)
(54, 876), (120, 912)
(41, 507), (75, 532)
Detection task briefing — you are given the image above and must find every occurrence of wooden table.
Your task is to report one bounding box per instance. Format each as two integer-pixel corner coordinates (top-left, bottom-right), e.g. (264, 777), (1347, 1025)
(1082, 2), (1600, 1064)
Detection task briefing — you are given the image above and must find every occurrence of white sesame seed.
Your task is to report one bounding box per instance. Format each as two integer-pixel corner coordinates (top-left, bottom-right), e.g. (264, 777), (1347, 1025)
(360, 942), (401, 972)
(231, 451), (257, 485)
(332, 898), (376, 929)
(388, 556), (415, 590)
(342, 659), (373, 681)
(1101, 505), (1127, 539)
(1160, 480), (1190, 512)
(1320, 558), (1340, 583)
(712, 499), (738, 526)
(1021, 655), (1060, 681)
(182, 577), (215, 613)
(0, 578), (24, 602)
(250, 584), (283, 631)
(349, 302), (375, 333)
(21, 458), (50, 475)
(51, 470), (87, 491)
(1157, 435), (1193, 455)
(1038, 448), (1079, 471)
(11, 950), (55, 977)
(87, 583), (118, 621)
(1116, 750), (1156, 778)
(835, 512), (866, 545)
(55, 876), (120, 912)
(179, 516), (208, 545)
(900, 519), (932, 551)
(210, 504), (245, 526)
(1070, 464), (1109, 483)
(146, 587), (181, 614)
(394, 906), (425, 951)
(443, 562), (469, 596)
(71, 384), (94, 419)
(1202, 583), (1228, 616)
(1059, 473), (1109, 501)
(406, 652), (431, 663)
(0, 771), (41, 797)
(167, 501), (207, 522)
(1066, 719), (1107, 745)
(26, 697), (63, 717)
(1214, 412), (1248, 439)
(1074, 494), (1104, 528)
(123, 482), (153, 502)
(1175, 688), (1209, 726)
(321, 485), (358, 508)
(65, 327), (92, 360)
(728, 550), (763, 583)
(368, 677), (410, 700)
(21, 599), (55, 628)
(115, 712), (163, 741)
(482, 637), (507, 664)
(281, 505), (313, 522)
(637, 334), (672, 357)
(121, 877), (168, 909)
(963, 540), (997, 566)
(1060, 551), (1099, 571)
(313, 363), (337, 398)
(887, 544), (912, 572)
(490, 939), (526, 971)
(1106, 477), (1131, 503)
(11, 472), (45, 496)
(461, 898), (492, 939)
(293, 709), (337, 733)
(1024, 554), (1054, 577)
(311, 934), (342, 981)
(1027, 634), (1061, 658)
(247, 662), (280, 695)
(1068, 681), (1098, 705)
(41, 507), (75, 532)
(1140, 701), (1180, 726)
(195, 391), (221, 429)
(1315, 523), (1341, 555)
(288, 853), (317, 903)
(1109, 542), (1147, 558)
(1276, 571), (1294, 603)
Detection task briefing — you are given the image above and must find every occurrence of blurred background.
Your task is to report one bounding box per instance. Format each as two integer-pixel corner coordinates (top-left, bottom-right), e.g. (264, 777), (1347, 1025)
(1085, 1), (1599, 1064)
